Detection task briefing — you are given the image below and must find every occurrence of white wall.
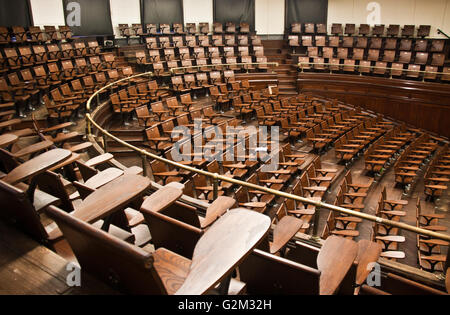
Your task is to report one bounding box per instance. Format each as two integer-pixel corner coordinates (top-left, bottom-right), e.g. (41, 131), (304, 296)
(183, 0), (213, 32)
(110, 0), (141, 36)
(328, 0), (450, 38)
(255, 0), (285, 35)
(30, 0), (65, 27)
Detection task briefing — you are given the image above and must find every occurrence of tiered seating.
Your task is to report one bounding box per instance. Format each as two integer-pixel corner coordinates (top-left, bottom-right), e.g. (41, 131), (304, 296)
(424, 145), (450, 201)
(364, 126), (415, 176)
(133, 30), (268, 78)
(371, 186), (408, 261)
(416, 198), (448, 273)
(394, 134), (438, 191)
(322, 170), (372, 240)
(292, 23), (449, 82)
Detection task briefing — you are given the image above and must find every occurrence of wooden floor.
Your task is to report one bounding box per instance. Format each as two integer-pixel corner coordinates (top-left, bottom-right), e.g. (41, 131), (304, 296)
(0, 220), (118, 295)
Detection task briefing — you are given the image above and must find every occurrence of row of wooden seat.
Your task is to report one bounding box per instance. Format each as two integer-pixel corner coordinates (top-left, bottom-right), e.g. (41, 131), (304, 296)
(300, 57), (450, 81)
(394, 134), (438, 191)
(371, 186), (409, 261)
(0, 25), (72, 45)
(416, 198), (449, 273)
(424, 144), (450, 201)
(290, 35), (444, 52)
(136, 46), (265, 66)
(364, 127), (415, 176)
(0, 41), (104, 74)
(301, 47), (445, 66)
(144, 34), (262, 49)
(119, 22), (251, 38)
(322, 170), (373, 240)
(331, 24), (430, 38)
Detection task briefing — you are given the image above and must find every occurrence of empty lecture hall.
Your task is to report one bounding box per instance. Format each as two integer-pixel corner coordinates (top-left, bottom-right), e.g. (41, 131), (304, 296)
(0, 0), (449, 301)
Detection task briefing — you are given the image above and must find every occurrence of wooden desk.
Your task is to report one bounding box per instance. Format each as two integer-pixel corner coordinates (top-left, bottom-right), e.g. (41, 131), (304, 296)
(48, 174), (151, 240)
(175, 208), (270, 295)
(72, 174), (151, 223)
(270, 216), (304, 254)
(317, 235), (358, 295)
(12, 140), (53, 158)
(0, 134), (18, 148)
(3, 149), (71, 185)
(0, 118), (22, 130)
(355, 240), (382, 287)
(84, 168), (124, 189)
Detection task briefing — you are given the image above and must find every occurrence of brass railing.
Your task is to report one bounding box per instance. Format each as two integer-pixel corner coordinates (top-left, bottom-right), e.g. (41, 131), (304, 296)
(85, 69), (450, 243)
(298, 62), (446, 81)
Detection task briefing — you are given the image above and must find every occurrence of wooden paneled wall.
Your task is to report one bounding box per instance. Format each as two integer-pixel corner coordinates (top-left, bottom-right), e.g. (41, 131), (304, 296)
(297, 73), (450, 138)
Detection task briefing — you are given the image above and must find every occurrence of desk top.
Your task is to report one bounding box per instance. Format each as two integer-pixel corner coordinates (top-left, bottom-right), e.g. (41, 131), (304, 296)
(317, 235), (358, 295)
(270, 216), (304, 254)
(3, 149), (71, 185)
(355, 240), (382, 286)
(84, 168), (124, 189)
(175, 208), (270, 295)
(12, 140), (53, 158)
(0, 133), (18, 148)
(72, 174), (151, 223)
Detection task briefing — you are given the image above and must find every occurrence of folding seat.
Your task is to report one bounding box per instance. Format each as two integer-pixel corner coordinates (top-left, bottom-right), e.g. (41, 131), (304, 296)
(355, 37), (367, 48)
(352, 48), (364, 60)
(234, 35), (247, 48)
(199, 22), (209, 34)
(384, 38), (397, 50)
(291, 23), (301, 34)
(430, 39), (444, 52)
(146, 23), (158, 35)
(74, 42), (87, 56)
(331, 23), (343, 35)
(328, 36), (339, 47)
(406, 64), (421, 79)
(367, 49), (380, 61)
(414, 52), (429, 65)
(398, 51), (412, 64)
(342, 36), (354, 48)
(382, 50), (396, 62)
(28, 26), (45, 43)
(390, 63), (404, 77)
(401, 25), (415, 37)
(185, 23), (196, 34)
(322, 47), (334, 59)
(225, 35), (235, 46)
(315, 36), (326, 47)
(239, 23), (250, 34)
(44, 25), (59, 42)
(3, 47), (21, 70)
(399, 39), (412, 51)
(414, 40), (428, 52)
(288, 35), (299, 54)
(316, 23), (327, 34)
(226, 22), (236, 33)
(160, 23), (171, 34)
(431, 53), (445, 66)
(304, 23), (315, 34)
(345, 24), (356, 35)
(337, 48), (348, 59)
(358, 24), (370, 36)
(301, 35), (313, 47)
(58, 25), (72, 41)
(369, 37), (382, 49)
(386, 25), (400, 37)
(372, 25), (385, 36)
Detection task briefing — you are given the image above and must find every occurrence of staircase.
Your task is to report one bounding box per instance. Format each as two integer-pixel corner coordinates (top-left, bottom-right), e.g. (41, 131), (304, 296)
(263, 40), (298, 96)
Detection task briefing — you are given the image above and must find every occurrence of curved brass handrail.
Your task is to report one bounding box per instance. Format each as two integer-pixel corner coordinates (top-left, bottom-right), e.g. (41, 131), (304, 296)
(85, 70), (450, 243)
(297, 62), (445, 79)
